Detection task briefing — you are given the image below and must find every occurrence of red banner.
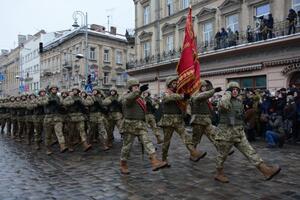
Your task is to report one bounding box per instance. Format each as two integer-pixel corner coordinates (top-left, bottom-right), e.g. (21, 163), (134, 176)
(176, 7), (200, 96)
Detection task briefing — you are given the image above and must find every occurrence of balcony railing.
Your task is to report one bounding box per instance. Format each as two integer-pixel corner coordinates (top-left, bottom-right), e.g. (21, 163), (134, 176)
(127, 20), (300, 70)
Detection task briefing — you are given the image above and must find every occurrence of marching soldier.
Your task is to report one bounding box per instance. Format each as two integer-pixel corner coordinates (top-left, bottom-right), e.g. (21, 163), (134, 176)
(88, 87), (110, 150)
(143, 91), (163, 144)
(25, 94), (36, 145)
(33, 89), (47, 150)
(120, 78), (167, 174)
(8, 96), (17, 138)
(61, 87), (92, 152)
(215, 81), (281, 183)
(190, 80), (222, 149)
(40, 85), (68, 155)
(103, 87), (123, 147)
(16, 95), (28, 142)
(0, 98), (7, 135)
(159, 76), (206, 166)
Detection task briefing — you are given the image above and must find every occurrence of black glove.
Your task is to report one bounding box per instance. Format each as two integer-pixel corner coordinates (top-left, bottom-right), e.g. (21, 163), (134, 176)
(214, 87), (222, 93)
(226, 88), (232, 92)
(183, 93), (190, 100)
(140, 84), (149, 93)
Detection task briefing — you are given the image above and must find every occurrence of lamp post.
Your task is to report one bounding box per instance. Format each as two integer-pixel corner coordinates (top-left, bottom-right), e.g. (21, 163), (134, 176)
(72, 11), (89, 87)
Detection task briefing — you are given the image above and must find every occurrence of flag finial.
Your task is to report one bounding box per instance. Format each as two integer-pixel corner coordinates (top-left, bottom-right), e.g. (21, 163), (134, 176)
(189, 4), (192, 9)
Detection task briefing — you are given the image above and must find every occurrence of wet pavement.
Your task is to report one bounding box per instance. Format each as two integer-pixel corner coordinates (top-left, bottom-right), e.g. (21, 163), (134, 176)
(0, 131), (299, 200)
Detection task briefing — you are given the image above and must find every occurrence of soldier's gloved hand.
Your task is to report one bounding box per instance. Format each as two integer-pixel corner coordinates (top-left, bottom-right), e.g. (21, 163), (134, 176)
(183, 93), (190, 100)
(140, 84), (149, 93)
(214, 87), (222, 93)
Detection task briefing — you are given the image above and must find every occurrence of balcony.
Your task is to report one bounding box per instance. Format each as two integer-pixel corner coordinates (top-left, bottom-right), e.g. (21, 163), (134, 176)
(63, 61), (72, 69)
(127, 20), (300, 71)
(42, 69), (53, 77)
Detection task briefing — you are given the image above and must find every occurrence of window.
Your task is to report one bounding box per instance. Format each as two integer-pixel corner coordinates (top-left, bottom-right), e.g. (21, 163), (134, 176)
(166, 35), (174, 52)
(203, 21), (213, 46)
(144, 5), (150, 25)
(182, 0), (189, 9)
(293, 0), (300, 12)
(226, 14), (239, 32)
(89, 47), (96, 60)
(228, 75), (266, 89)
(116, 50), (123, 64)
(104, 49), (110, 62)
(103, 72), (110, 85)
(116, 74), (124, 85)
(255, 4), (270, 18)
(143, 42), (151, 58)
(167, 0), (174, 16)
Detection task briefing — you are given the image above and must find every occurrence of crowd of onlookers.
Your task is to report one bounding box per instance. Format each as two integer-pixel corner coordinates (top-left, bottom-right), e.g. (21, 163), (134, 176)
(213, 9), (300, 50)
(210, 84), (300, 148)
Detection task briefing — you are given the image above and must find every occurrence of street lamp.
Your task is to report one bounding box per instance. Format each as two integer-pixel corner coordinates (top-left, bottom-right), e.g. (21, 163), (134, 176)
(72, 11), (88, 87)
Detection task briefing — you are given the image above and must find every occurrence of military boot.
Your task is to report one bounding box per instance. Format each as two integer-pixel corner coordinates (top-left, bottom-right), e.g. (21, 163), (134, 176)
(188, 146), (207, 162)
(120, 160), (130, 174)
(214, 168), (229, 183)
(82, 141), (92, 152)
(59, 143), (68, 153)
(46, 146), (53, 155)
(150, 153), (168, 171)
(155, 135), (163, 144)
(257, 163), (281, 180)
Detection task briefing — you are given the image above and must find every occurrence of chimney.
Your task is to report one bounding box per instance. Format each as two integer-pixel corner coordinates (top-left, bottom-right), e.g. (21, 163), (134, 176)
(110, 26), (117, 35)
(90, 24), (106, 33)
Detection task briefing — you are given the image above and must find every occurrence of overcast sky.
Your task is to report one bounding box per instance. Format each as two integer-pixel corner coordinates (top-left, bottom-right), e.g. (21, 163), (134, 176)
(0, 0), (134, 50)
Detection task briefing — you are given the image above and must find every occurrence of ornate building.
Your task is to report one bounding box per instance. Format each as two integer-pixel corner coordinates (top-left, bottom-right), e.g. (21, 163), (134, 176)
(128, 0), (300, 95)
(40, 25), (134, 92)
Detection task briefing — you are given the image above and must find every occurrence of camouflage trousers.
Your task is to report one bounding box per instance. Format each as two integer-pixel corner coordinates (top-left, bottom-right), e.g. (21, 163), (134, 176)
(1, 118), (11, 135)
(162, 124), (194, 161)
(120, 119), (156, 161)
(11, 119), (18, 137)
(88, 112), (108, 144)
(145, 114), (161, 138)
(215, 125), (263, 169)
(44, 115), (65, 146)
(192, 124), (218, 148)
(33, 121), (43, 144)
(17, 118), (27, 140)
(26, 121), (34, 144)
(107, 112), (123, 142)
(68, 121), (87, 143)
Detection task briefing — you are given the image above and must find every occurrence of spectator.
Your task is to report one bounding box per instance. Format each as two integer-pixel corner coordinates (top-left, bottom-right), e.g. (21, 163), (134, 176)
(284, 94), (297, 143)
(262, 18), (269, 40)
(254, 16), (264, 41)
(266, 14), (274, 39)
(287, 9), (297, 35)
(265, 112), (285, 148)
(215, 31), (221, 49)
(245, 101), (257, 141)
(247, 25), (254, 42)
(220, 28), (228, 48)
(235, 30), (239, 42)
(227, 27), (236, 47)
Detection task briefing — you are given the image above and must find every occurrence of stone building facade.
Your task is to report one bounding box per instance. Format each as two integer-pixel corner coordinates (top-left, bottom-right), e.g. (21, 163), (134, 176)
(129, 0), (300, 95)
(40, 26), (134, 93)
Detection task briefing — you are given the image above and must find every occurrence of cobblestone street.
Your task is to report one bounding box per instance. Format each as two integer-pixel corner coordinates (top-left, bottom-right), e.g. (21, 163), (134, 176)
(0, 131), (299, 200)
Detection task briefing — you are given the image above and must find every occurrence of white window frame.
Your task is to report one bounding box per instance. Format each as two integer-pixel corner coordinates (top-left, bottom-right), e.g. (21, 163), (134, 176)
(144, 5), (150, 25)
(115, 50), (123, 64)
(167, 0), (174, 16)
(255, 3), (270, 18)
(203, 21), (213, 45)
(226, 14), (239, 32)
(116, 74), (124, 85)
(143, 42), (151, 58)
(89, 47), (96, 60)
(104, 49), (110, 62)
(182, 0), (189, 9)
(166, 34), (174, 52)
(103, 72), (110, 85)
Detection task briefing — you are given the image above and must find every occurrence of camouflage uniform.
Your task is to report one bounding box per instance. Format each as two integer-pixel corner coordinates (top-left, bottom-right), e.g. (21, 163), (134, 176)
(61, 87), (91, 151)
(40, 85), (67, 154)
(88, 87), (109, 149)
(191, 80), (219, 149)
(143, 91), (163, 144)
(159, 76), (206, 163)
(33, 90), (47, 149)
(119, 78), (167, 174)
(103, 87), (123, 146)
(0, 99), (6, 134)
(9, 97), (18, 138)
(16, 95), (28, 142)
(25, 94), (36, 145)
(4, 98), (12, 136)
(214, 82), (280, 183)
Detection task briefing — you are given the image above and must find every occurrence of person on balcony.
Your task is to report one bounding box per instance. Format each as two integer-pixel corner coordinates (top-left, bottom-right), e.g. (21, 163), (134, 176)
(287, 9), (297, 35)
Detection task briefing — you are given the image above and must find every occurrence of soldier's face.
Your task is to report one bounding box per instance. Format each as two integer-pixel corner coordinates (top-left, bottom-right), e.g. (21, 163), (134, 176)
(92, 90), (98, 95)
(132, 85), (139, 92)
(62, 93), (68, 97)
(232, 88), (239, 97)
(171, 81), (177, 90)
(143, 92), (149, 97)
(111, 90), (116, 96)
(51, 88), (58, 94)
(73, 90), (78, 95)
(40, 91), (46, 97)
(200, 85), (207, 92)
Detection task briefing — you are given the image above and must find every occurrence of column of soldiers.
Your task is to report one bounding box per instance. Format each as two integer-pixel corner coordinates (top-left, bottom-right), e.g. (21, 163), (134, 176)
(0, 77), (281, 183)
